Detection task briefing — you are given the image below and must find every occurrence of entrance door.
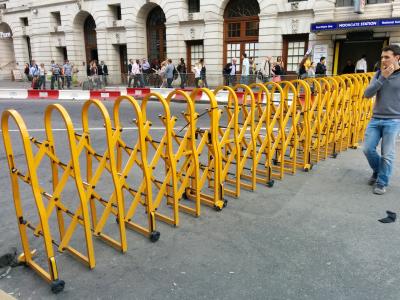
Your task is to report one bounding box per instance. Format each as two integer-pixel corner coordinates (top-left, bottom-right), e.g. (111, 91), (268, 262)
(336, 39), (387, 74)
(84, 15), (98, 65)
(147, 6), (166, 63)
(119, 44), (128, 84)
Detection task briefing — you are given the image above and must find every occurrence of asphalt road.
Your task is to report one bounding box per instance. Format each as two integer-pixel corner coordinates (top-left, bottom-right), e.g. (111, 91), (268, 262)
(0, 98), (400, 300)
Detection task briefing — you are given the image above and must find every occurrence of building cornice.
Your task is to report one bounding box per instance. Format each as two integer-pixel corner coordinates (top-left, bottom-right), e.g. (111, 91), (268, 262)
(3, 0), (77, 14)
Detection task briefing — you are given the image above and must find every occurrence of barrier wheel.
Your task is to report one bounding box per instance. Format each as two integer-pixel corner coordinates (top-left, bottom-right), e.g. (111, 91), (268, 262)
(223, 200), (228, 208)
(150, 231), (160, 243)
(351, 146), (358, 149)
(273, 159), (279, 166)
(51, 279), (65, 294)
(182, 191), (188, 200)
(116, 217), (119, 224)
(304, 167), (310, 172)
(310, 164), (314, 170)
(332, 153), (338, 159)
(214, 204), (223, 212)
(267, 180), (275, 188)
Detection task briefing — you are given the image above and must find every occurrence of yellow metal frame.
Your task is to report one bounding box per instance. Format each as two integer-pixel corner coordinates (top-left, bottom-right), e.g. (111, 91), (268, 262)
(1, 73), (375, 293)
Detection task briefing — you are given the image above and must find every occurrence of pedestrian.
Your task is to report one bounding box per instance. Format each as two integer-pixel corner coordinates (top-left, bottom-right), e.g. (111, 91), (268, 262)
(151, 59), (161, 87)
(99, 61), (108, 87)
(128, 59), (134, 87)
(59, 64), (65, 89)
(159, 60), (168, 88)
(177, 58), (187, 89)
(227, 58), (238, 86)
(142, 58), (150, 86)
(29, 60), (40, 89)
(63, 59), (73, 89)
(193, 60), (202, 88)
(132, 59), (142, 88)
(271, 61), (282, 82)
(24, 63), (30, 81)
(363, 44), (400, 195)
(315, 56), (327, 77)
(90, 61), (99, 89)
(262, 56), (272, 82)
(72, 64), (79, 87)
(373, 60), (381, 72)
(38, 63), (47, 89)
(241, 53), (250, 85)
(199, 58), (208, 88)
(307, 62), (316, 78)
(342, 59), (355, 74)
(355, 54), (368, 73)
(165, 59), (175, 88)
(50, 61), (61, 90)
(298, 54), (309, 79)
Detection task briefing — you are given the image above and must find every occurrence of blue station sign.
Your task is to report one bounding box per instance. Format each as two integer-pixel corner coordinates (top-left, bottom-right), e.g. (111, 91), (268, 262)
(311, 18), (400, 32)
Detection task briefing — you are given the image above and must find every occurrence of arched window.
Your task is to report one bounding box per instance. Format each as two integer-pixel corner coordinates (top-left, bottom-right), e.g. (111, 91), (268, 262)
(147, 6), (166, 62)
(224, 0), (260, 71)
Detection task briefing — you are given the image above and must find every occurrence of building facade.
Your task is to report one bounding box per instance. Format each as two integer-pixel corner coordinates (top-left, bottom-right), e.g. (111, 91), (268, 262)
(1, 0), (400, 83)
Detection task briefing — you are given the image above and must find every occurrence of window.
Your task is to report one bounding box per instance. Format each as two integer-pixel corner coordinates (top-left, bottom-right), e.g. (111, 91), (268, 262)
(187, 41), (204, 71)
(282, 34), (308, 73)
(228, 23), (241, 37)
(188, 0), (200, 13)
(51, 12), (62, 26)
(223, 0), (260, 67)
(21, 17), (29, 26)
(110, 4), (122, 21)
(186, 40), (204, 86)
(366, 0), (390, 3)
(336, 0), (389, 6)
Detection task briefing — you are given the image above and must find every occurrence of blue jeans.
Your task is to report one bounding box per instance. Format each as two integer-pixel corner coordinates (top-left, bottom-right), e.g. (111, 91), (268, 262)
(363, 118), (400, 186)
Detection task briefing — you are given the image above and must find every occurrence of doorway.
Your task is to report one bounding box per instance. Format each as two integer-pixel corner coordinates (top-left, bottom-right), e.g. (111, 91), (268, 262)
(119, 44), (128, 84)
(336, 38), (388, 74)
(146, 6), (166, 63)
(84, 15), (98, 65)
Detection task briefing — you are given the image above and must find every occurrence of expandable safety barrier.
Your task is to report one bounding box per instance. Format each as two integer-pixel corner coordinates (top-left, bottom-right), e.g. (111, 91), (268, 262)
(1, 73), (374, 293)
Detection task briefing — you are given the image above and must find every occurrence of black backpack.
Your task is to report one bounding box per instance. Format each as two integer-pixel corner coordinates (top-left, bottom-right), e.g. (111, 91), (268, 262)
(223, 63), (231, 75)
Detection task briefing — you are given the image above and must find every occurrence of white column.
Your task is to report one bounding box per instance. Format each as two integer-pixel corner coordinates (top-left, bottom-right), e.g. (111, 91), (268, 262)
(203, 18), (224, 86)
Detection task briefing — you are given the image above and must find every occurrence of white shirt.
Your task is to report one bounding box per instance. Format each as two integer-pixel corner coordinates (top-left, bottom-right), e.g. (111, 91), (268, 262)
(193, 64), (201, 78)
(230, 64), (237, 76)
(39, 66), (46, 76)
(131, 63), (140, 75)
(242, 58), (250, 76)
(355, 58), (367, 72)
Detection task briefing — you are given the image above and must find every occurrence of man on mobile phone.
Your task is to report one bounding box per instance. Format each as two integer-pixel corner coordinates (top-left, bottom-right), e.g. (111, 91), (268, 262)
(363, 44), (400, 194)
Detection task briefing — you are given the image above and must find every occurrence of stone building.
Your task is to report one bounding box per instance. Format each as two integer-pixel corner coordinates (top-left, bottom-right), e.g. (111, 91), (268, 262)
(1, 0), (400, 84)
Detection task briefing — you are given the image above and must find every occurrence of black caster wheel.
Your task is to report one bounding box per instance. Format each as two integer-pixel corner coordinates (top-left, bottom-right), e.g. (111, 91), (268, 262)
(149, 231), (160, 243)
(116, 218), (119, 224)
(182, 192), (188, 200)
(273, 159), (279, 166)
(223, 200), (228, 208)
(310, 164), (314, 170)
(304, 167), (310, 172)
(332, 153), (338, 159)
(214, 205), (222, 212)
(267, 180), (275, 188)
(51, 279), (65, 294)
